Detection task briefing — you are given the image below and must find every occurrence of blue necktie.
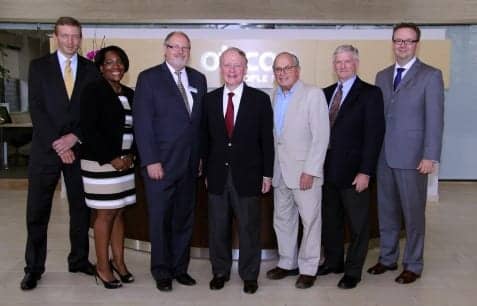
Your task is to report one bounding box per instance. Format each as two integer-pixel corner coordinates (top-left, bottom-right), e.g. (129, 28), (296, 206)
(393, 67), (405, 91)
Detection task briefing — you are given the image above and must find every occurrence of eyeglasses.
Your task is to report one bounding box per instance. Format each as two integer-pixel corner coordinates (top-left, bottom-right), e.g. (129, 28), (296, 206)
(393, 39), (418, 46)
(166, 44), (191, 52)
(273, 65), (297, 74)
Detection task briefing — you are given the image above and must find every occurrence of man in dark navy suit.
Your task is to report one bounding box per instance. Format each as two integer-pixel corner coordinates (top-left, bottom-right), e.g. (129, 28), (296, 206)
(133, 31), (207, 292)
(21, 16), (100, 290)
(201, 47), (274, 294)
(318, 45), (384, 289)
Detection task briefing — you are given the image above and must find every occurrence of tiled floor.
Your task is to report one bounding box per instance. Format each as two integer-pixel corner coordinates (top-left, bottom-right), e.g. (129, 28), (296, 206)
(0, 180), (475, 306)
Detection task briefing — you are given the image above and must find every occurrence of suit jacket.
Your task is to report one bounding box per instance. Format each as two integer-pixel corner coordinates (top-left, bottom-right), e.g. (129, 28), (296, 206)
(376, 58), (444, 169)
(323, 77), (385, 188)
(202, 84), (274, 196)
(272, 80), (329, 189)
(28, 52), (100, 164)
(80, 77), (135, 165)
(133, 62), (207, 180)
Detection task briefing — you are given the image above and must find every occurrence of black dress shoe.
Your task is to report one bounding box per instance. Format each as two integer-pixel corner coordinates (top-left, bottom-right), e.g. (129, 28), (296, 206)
(295, 274), (316, 289)
(367, 262), (398, 275)
(316, 265), (344, 276)
(395, 270), (420, 284)
(156, 278), (173, 292)
(209, 275), (229, 290)
(266, 267), (299, 280)
(69, 262), (95, 276)
(20, 272), (41, 290)
(175, 273), (196, 286)
(337, 275), (360, 289)
(243, 280), (258, 294)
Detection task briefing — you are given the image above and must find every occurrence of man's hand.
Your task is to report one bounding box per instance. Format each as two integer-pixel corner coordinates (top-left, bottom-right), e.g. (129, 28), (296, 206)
(417, 159), (435, 175)
(147, 162), (164, 180)
(262, 177), (272, 194)
(111, 157), (126, 171)
(59, 149), (75, 164)
(52, 133), (78, 155)
(352, 173), (370, 193)
(299, 173), (314, 190)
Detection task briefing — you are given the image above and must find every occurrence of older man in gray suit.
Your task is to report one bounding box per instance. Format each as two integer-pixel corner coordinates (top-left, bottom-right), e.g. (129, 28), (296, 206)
(367, 23), (444, 284)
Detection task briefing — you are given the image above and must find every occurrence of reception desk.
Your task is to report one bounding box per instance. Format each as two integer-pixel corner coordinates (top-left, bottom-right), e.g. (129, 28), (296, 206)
(121, 168), (380, 260)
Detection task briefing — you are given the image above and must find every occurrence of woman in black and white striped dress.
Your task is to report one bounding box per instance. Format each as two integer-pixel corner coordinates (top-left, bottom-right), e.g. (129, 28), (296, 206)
(80, 46), (135, 289)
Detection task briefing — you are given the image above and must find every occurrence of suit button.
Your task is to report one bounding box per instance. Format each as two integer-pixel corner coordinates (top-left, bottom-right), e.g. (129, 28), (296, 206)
(225, 162), (229, 166)
(228, 142), (232, 147)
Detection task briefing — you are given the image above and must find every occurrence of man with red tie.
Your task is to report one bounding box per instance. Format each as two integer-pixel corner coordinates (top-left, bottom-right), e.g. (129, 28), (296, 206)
(201, 47), (274, 294)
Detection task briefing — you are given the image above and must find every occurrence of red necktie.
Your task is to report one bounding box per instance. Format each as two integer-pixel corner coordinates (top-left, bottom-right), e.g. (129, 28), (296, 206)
(225, 92), (235, 138)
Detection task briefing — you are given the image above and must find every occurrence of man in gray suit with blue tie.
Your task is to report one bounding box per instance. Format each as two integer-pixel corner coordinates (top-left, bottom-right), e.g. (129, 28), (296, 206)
(367, 23), (444, 284)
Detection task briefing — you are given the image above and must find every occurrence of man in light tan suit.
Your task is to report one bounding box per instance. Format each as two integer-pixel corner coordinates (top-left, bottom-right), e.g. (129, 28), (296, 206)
(266, 52), (329, 289)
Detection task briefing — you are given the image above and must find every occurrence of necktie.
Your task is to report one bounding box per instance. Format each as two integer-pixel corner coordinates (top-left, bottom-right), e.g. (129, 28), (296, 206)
(64, 59), (74, 99)
(393, 67), (405, 91)
(175, 71), (191, 115)
(225, 92), (235, 138)
(329, 84), (342, 127)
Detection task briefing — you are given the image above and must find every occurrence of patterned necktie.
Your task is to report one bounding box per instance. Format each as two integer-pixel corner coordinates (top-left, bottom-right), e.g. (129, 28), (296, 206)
(225, 92), (235, 138)
(393, 67), (405, 91)
(329, 84), (343, 127)
(64, 59), (74, 99)
(175, 71), (191, 116)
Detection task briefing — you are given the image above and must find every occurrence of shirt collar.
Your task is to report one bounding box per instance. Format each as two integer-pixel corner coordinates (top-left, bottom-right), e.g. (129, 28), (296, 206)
(224, 82), (244, 97)
(395, 57), (417, 71)
(57, 50), (78, 65)
(338, 75), (356, 92)
(166, 61), (186, 75)
(277, 80), (299, 96)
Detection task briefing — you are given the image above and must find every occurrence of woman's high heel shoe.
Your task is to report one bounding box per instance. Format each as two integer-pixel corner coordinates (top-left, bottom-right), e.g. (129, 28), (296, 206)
(94, 267), (122, 289)
(110, 260), (134, 283)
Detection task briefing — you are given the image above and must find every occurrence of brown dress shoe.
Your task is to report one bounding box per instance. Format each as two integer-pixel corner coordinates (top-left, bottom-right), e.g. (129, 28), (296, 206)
(266, 267), (299, 280)
(295, 275), (316, 289)
(395, 270), (420, 284)
(367, 262), (398, 275)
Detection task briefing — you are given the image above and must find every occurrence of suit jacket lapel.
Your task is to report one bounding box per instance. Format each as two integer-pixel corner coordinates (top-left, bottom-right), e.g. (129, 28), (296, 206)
(337, 77), (361, 118)
(215, 86), (227, 136)
(186, 67), (200, 120)
(395, 59), (421, 92)
(160, 63), (193, 119)
(72, 57), (87, 101)
(47, 53), (69, 107)
(233, 84), (250, 139)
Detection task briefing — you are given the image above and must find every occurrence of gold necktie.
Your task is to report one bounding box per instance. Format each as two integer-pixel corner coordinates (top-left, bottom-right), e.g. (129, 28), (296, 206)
(175, 71), (191, 115)
(64, 59), (74, 99)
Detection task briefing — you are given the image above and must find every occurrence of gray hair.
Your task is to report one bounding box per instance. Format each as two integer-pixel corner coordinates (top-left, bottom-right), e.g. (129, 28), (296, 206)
(164, 31), (191, 47)
(333, 45), (359, 61)
(220, 47), (248, 65)
(273, 52), (300, 68)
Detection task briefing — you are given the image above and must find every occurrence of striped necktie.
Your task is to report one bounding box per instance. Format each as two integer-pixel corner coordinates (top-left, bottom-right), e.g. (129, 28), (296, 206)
(329, 84), (342, 127)
(175, 71), (191, 116)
